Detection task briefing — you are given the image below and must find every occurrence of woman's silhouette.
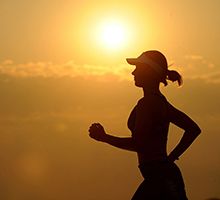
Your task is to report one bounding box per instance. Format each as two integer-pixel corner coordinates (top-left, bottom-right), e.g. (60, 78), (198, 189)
(89, 50), (201, 200)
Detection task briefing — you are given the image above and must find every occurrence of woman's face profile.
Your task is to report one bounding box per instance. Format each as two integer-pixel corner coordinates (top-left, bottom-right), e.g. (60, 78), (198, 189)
(132, 64), (156, 87)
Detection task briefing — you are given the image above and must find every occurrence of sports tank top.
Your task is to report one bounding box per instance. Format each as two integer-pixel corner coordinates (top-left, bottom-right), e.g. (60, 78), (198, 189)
(127, 93), (170, 162)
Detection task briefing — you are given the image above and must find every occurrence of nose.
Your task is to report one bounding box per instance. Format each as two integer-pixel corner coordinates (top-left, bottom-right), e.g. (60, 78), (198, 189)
(131, 69), (136, 76)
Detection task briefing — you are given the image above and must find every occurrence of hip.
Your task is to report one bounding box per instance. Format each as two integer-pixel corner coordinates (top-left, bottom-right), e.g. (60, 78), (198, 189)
(138, 160), (183, 181)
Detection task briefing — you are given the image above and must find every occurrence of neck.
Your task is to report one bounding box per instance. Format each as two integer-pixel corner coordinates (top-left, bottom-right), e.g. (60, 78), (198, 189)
(143, 84), (161, 96)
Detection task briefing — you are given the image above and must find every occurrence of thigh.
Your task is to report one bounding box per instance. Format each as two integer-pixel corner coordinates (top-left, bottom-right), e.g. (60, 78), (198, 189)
(131, 179), (161, 200)
(161, 163), (188, 200)
(162, 179), (188, 200)
(136, 162), (188, 200)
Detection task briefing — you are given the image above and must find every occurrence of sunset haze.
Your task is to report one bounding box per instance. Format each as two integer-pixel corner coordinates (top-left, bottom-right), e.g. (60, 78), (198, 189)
(0, 0), (220, 199)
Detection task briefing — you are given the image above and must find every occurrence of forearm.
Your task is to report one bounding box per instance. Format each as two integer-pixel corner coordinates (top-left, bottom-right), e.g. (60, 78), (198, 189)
(102, 134), (136, 152)
(168, 129), (201, 161)
(89, 123), (136, 152)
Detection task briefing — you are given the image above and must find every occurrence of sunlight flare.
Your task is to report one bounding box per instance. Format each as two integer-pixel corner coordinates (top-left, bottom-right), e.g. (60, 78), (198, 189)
(96, 19), (128, 51)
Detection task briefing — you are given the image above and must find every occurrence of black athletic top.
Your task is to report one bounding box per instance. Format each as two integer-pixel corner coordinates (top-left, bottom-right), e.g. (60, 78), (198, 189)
(127, 94), (172, 163)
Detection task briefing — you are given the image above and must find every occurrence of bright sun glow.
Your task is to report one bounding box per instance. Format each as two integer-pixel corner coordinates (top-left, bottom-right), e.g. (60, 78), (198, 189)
(97, 20), (128, 50)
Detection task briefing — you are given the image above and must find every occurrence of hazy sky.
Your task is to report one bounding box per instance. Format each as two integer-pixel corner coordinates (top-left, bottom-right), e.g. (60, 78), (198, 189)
(0, 1), (220, 200)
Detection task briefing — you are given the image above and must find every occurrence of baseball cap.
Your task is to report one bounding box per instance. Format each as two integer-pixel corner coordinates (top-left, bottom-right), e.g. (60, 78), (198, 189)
(126, 50), (168, 76)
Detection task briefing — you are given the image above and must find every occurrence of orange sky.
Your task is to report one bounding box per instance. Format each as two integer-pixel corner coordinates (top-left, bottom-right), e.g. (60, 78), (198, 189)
(0, 1), (220, 200)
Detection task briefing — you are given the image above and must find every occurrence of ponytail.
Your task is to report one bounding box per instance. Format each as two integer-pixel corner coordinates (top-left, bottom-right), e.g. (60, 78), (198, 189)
(167, 70), (183, 86)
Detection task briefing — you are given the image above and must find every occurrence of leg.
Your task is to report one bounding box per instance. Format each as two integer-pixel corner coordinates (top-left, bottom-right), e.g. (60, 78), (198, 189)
(162, 163), (188, 200)
(162, 179), (188, 200)
(135, 161), (188, 200)
(131, 179), (161, 200)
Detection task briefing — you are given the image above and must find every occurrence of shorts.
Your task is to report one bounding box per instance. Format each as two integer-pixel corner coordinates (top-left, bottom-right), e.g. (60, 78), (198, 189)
(131, 161), (188, 200)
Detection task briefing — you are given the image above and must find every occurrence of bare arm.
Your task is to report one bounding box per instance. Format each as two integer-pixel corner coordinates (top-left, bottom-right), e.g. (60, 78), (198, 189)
(89, 123), (136, 152)
(167, 104), (201, 161)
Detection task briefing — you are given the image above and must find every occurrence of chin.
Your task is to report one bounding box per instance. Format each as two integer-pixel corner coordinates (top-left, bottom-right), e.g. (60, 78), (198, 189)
(134, 81), (143, 87)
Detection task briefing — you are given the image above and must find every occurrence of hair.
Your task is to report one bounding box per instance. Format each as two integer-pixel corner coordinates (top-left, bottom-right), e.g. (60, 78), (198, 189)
(143, 50), (183, 87)
(163, 70), (183, 86)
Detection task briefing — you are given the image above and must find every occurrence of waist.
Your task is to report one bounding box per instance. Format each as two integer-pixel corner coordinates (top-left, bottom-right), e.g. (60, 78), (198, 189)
(137, 152), (167, 165)
(138, 158), (169, 168)
(138, 160), (180, 179)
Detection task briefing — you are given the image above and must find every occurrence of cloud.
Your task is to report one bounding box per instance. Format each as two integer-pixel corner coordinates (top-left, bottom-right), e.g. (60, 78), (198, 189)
(176, 54), (220, 83)
(1, 56), (220, 84)
(184, 55), (204, 61)
(2, 59), (14, 65)
(189, 71), (220, 84)
(0, 60), (131, 81)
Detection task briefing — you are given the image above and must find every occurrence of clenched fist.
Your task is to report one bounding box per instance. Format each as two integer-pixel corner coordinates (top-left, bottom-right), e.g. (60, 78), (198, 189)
(88, 123), (107, 142)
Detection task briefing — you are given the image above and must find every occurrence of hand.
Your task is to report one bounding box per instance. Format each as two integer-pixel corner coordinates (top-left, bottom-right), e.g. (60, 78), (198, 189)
(167, 154), (179, 163)
(89, 123), (107, 142)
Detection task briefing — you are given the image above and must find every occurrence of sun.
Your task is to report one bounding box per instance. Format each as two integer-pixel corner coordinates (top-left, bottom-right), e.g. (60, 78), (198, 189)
(100, 21), (125, 49)
(97, 20), (128, 50)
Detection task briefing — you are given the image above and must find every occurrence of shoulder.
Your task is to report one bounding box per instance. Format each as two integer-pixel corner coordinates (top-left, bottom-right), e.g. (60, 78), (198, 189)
(136, 97), (154, 110)
(136, 95), (167, 116)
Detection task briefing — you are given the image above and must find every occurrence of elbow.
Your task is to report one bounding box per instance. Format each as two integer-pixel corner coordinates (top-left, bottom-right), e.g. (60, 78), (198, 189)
(190, 125), (201, 137)
(194, 123), (201, 135)
(198, 127), (202, 135)
(185, 123), (201, 137)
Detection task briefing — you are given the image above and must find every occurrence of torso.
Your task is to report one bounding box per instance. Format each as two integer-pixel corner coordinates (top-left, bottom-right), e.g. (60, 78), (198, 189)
(128, 93), (170, 164)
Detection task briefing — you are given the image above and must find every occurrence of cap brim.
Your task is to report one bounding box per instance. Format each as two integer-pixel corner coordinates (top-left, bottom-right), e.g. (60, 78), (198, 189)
(126, 58), (138, 65)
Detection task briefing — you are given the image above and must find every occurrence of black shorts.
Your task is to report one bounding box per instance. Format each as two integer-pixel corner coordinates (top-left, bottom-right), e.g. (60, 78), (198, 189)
(131, 161), (188, 200)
